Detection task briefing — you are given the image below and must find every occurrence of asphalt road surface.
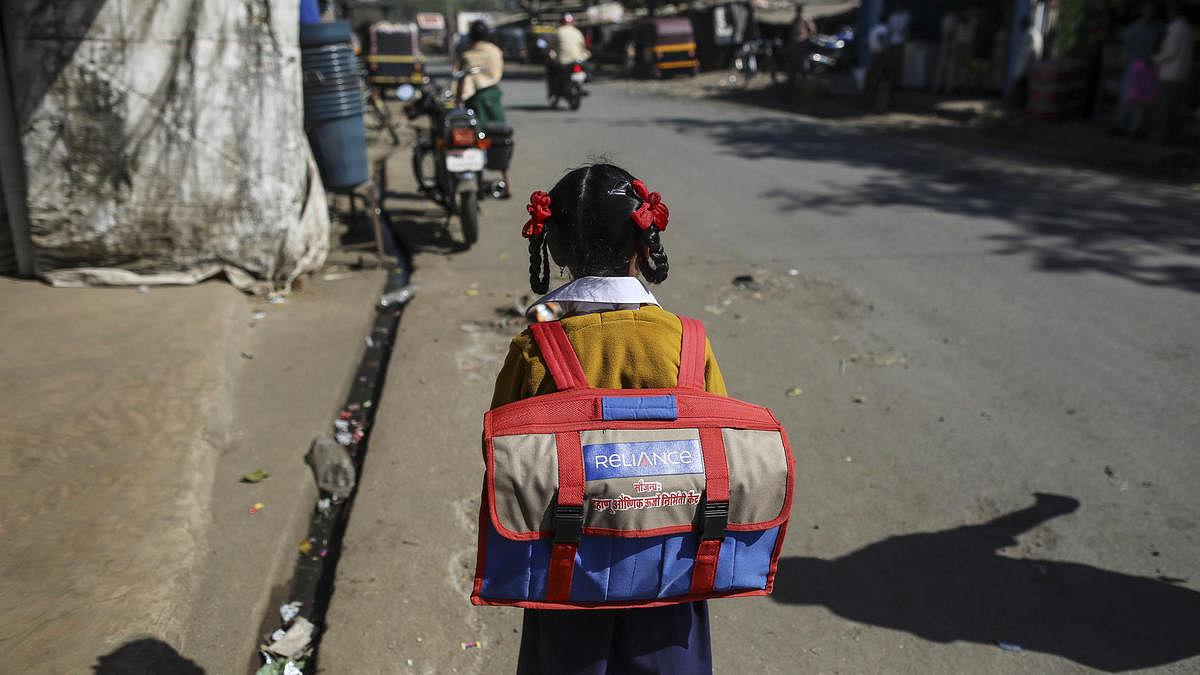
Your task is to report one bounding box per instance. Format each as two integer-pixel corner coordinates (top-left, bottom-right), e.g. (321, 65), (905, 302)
(318, 62), (1200, 674)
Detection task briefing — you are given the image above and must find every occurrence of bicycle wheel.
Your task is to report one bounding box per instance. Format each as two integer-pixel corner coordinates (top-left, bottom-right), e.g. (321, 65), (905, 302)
(370, 94), (401, 145)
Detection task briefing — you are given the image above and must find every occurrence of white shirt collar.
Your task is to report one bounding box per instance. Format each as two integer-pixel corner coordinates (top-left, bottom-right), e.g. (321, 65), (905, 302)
(526, 276), (660, 321)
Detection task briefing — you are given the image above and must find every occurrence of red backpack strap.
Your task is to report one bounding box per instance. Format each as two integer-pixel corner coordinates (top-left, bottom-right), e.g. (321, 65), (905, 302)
(545, 431), (584, 602)
(690, 428), (730, 595)
(529, 321), (589, 391)
(677, 316), (707, 391)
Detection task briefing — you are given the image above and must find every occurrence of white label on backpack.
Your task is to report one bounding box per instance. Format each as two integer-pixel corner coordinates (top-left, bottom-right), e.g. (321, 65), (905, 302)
(583, 439), (704, 481)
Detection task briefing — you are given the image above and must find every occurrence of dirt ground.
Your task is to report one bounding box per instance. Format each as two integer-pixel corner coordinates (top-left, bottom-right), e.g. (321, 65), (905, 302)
(0, 237), (387, 673)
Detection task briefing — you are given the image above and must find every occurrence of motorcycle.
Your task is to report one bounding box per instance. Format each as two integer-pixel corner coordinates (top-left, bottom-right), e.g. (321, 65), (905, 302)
(396, 70), (508, 246)
(546, 60), (588, 110)
(805, 26), (856, 75)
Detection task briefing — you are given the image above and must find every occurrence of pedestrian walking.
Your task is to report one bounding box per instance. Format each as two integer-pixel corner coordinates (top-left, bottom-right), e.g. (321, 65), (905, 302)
(493, 163), (726, 674)
(1153, 2), (1194, 143)
(1112, 2), (1165, 136)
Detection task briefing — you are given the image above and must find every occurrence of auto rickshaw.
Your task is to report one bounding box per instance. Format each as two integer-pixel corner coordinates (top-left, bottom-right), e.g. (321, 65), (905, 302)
(365, 22), (426, 88)
(415, 12), (447, 54)
(527, 23), (558, 64)
(628, 17), (699, 78)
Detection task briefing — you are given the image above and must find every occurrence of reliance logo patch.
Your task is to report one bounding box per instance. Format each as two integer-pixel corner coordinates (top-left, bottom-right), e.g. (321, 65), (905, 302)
(583, 439), (704, 481)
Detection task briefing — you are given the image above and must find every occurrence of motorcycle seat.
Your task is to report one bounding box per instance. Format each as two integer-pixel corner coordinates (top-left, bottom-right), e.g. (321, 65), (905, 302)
(483, 122), (512, 138)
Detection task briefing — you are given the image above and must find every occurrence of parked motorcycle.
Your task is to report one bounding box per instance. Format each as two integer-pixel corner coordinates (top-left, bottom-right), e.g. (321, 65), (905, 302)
(397, 71), (509, 246)
(546, 60), (588, 110)
(727, 38), (784, 89)
(805, 26), (856, 75)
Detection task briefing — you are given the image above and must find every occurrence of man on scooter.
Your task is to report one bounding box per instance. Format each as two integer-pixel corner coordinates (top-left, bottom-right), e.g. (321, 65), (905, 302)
(547, 13), (590, 101)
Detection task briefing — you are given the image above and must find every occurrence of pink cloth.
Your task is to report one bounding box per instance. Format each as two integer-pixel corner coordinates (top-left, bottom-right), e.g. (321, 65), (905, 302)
(1126, 60), (1158, 104)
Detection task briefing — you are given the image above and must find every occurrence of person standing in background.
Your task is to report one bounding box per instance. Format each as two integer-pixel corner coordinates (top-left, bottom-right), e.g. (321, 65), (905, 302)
(1153, 2), (1194, 143)
(863, 13), (892, 108)
(1112, 2), (1164, 137)
(788, 3), (818, 90)
(950, 8), (980, 92)
(1009, 15), (1044, 110)
(888, 1), (912, 87)
(935, 10), (960, 93)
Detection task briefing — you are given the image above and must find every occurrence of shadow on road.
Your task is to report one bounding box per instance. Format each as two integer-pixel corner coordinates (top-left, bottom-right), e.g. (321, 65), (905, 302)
(383, 192), (468, 255)
(637, 115), (1200, 293)
(93, 638), (205, 674)
(772, 493), (1200, 671)
(506, 104), (561, 113)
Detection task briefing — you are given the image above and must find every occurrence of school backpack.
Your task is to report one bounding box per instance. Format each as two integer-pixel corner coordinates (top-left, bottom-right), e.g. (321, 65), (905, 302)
(472, 316), (794, 609)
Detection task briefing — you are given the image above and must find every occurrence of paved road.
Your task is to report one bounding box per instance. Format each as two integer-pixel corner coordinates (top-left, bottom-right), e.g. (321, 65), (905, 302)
(319, 63), (1200, 673)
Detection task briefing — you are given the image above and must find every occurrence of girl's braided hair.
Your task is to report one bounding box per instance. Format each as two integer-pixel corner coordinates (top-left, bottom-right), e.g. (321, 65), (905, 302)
(526, 164), (669, 294)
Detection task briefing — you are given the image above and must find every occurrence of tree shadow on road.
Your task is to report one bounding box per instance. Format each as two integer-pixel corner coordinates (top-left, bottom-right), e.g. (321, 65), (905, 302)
(636, 115), (1200, 293)
(93, 638), (204, 674)
(772, 493), (1200, 671)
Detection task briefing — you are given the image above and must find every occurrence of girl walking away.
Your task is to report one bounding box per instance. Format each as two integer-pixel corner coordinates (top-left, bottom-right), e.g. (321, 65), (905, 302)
(491, 163), (726, 674)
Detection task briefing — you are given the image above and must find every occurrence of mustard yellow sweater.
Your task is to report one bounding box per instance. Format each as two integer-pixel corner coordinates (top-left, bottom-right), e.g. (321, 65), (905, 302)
(490, 305), (727, 409)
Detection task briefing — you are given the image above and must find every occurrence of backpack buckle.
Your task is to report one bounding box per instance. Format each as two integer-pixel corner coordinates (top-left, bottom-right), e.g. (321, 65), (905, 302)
(553, 503), (584, 545)
(700, 499), (728, 540)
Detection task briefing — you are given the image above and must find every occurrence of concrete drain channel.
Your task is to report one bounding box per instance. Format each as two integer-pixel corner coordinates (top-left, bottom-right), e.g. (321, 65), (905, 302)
(255, 254), (413, 674)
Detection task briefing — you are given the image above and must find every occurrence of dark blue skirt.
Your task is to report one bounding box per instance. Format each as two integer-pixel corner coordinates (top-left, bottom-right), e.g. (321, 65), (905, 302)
(516, 601), (712, 674)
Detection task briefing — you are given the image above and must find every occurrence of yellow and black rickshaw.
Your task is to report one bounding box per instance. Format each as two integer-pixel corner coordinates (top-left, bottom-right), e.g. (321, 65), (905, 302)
(632, 17), (699, 77)
(365, 22), (426, 87)
(527, 22), (558, 64)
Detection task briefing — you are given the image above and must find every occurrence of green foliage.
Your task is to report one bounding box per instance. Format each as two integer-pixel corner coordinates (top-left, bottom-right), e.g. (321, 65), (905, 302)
(1054, 0), (1086, 57)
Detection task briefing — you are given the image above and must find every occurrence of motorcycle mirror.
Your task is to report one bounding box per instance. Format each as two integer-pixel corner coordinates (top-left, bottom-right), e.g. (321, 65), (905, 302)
(395, 84), (416, 101)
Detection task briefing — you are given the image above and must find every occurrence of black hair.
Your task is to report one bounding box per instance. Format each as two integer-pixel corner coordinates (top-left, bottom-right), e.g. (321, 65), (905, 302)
(527, 164), (669, 294)
(469, 20), (489, 44)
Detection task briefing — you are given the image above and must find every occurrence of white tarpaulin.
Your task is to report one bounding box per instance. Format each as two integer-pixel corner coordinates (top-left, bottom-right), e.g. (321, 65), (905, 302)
(3, 0), (329, 294)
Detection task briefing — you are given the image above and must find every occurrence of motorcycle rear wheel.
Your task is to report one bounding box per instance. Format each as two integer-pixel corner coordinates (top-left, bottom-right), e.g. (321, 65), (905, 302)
(728, 54), (755, 89)
(567, 85), (581, 111)
(459, 190), (479, 246)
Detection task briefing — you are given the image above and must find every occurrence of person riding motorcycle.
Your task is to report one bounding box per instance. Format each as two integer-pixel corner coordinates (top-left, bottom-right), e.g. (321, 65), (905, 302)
(546, 13), (590, 100)
(456, 20), (510, 196)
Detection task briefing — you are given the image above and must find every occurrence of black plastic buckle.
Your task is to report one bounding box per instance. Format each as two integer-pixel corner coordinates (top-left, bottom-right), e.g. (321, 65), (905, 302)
(553, 503), (584, 545)
(700, 499), (729, 540)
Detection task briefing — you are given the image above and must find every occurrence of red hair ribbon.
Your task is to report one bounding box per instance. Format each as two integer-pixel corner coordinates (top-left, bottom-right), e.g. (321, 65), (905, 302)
(629, 179), (668, 232)
(522, 191), (552, 238)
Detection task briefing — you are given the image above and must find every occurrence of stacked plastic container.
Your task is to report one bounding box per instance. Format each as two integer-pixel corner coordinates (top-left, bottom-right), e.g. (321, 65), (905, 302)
(301, 21), (369, 189)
